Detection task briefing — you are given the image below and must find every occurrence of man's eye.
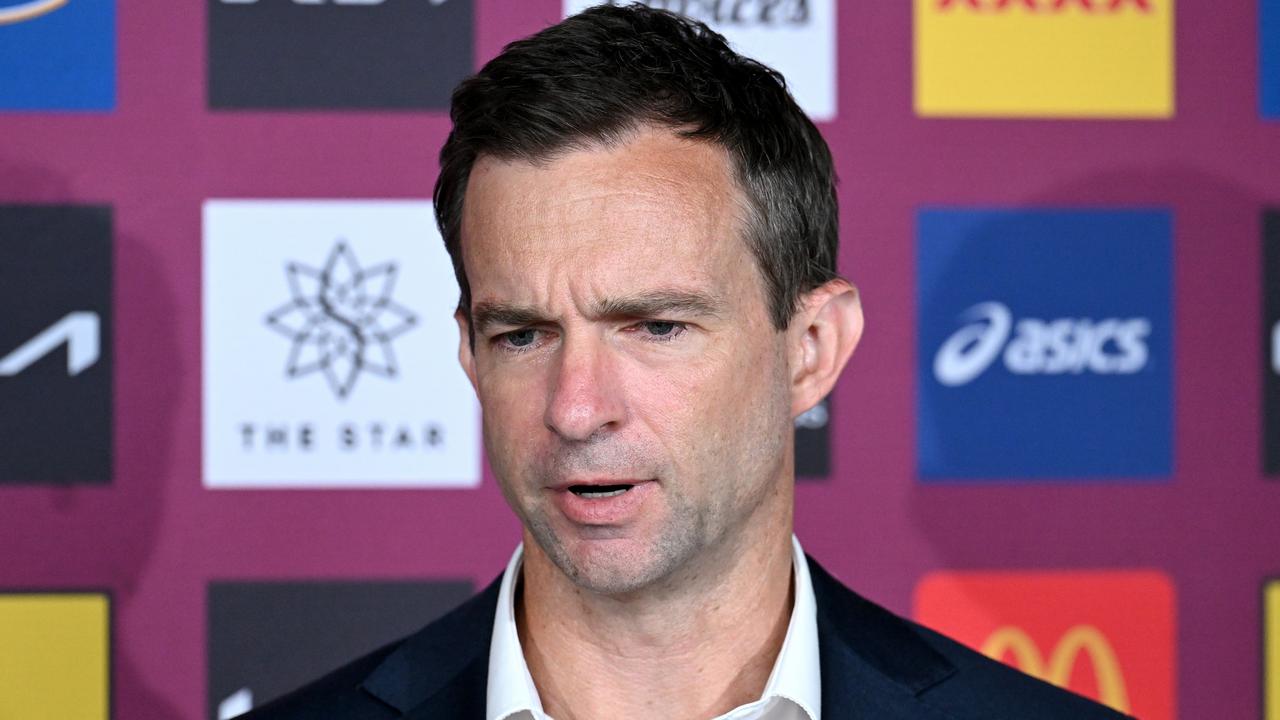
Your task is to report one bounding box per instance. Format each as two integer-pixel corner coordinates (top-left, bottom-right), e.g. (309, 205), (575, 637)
(501, 329), (538, 348)
(637, 321), (685, 340)
(643, 321), (677, 336)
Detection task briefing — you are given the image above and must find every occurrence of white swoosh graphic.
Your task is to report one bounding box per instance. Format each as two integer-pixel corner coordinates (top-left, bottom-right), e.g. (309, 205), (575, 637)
(933, 302), (1012, 387)
(0, 0), (68, 25)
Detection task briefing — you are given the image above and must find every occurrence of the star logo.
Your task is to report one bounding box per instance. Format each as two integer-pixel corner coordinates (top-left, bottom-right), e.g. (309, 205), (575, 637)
(265, 241), (417, 399)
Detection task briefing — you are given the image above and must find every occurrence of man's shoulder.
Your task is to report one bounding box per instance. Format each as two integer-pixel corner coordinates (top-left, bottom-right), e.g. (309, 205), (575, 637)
(805, 556), (1129, 720)
(237, 639), (402, 720)
(239, 577), (500, 720)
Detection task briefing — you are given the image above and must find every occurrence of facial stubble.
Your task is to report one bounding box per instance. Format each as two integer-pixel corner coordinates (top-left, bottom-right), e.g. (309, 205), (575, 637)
(497, 358), (792, 598)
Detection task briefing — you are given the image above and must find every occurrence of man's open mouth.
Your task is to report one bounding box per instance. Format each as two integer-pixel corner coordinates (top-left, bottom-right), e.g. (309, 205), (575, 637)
(567, 484), (634, 499)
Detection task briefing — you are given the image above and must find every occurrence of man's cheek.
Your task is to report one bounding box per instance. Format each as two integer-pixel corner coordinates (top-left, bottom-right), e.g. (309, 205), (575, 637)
(481, 374), (542, 425)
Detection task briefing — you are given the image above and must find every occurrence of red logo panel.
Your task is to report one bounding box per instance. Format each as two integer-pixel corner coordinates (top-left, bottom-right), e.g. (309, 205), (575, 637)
(914, 571), (1175, 719)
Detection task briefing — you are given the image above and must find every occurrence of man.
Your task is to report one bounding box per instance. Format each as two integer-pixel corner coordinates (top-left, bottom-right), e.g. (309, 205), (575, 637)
(247, 5), (1127, 719)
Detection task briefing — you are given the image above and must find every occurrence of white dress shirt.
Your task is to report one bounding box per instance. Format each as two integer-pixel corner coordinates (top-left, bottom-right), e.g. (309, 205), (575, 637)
(486, 535), (821, 720)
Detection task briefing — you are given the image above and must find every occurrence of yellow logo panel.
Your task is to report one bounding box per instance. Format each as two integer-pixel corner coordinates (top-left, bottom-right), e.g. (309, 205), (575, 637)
(914, 0), (1174, 118)
(1268, 581), (1280, 720)
(0, 593), (109, 720)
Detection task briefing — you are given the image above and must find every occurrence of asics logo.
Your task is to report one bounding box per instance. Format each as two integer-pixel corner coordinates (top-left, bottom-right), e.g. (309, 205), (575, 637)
(933, 302), (1150, 386)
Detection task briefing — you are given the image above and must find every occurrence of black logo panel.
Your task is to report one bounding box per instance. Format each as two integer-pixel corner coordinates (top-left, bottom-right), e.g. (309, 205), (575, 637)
(208, 0), (473, 110)
(207, 579), (473, 719)
(795, 396), (830, 480)
(0, 205), (112, 484)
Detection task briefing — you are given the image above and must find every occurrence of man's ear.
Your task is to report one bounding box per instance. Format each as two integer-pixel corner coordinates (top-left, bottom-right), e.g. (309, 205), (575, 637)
(788, 279), (863, 417)
(456, 309), (479, 392)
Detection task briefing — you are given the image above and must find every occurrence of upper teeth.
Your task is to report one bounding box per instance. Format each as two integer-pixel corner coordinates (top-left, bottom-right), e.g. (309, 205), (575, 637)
(578, 487), (628, 498)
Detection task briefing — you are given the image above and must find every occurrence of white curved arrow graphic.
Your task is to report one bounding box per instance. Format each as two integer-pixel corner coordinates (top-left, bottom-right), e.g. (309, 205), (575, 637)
(0, 0), (69, 25)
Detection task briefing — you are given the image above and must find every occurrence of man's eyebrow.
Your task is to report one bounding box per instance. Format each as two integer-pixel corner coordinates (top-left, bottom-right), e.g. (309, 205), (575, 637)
(472, 303), (546, 335)
(471, 290), (725, 335)
(593, 290), (725, 320)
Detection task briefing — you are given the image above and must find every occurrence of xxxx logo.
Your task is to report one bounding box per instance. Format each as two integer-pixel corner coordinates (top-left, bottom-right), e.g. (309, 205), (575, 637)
(1266, 581), (1280, 719)
(936, 0), (1151, 11)
(0, 593), (109, 719)
(914, 0), (1173, 117)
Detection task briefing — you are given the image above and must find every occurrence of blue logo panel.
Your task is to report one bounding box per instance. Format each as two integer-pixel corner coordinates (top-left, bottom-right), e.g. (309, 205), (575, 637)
(1266, 0), (1280, 118)
(917, 209), (1173, 480)
(0, 0), (115, 110)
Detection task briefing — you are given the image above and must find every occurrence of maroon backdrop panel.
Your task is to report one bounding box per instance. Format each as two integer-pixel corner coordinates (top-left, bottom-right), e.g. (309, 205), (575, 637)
(0, 1), (1274, 719)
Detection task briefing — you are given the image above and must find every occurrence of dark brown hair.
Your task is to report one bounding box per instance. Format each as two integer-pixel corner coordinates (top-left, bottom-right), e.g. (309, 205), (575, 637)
(434, 3), (838, 334)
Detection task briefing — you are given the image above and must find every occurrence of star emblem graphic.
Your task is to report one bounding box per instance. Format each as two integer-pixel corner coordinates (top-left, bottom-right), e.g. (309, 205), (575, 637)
(265, 240), (418, 400)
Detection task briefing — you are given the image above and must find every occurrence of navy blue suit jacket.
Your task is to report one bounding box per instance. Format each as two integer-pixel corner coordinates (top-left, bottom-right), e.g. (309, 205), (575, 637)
(244, 556), (1128, 719)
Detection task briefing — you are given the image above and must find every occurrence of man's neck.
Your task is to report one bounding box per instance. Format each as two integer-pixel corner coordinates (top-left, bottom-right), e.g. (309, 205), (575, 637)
(516, 517), (795, 720)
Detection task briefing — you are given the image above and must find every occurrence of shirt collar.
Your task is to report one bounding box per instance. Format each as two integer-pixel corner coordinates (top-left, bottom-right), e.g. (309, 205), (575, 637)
(760, 535), (821, 719)
(485, 542), (547, 720)
(485, 535), (821, 720)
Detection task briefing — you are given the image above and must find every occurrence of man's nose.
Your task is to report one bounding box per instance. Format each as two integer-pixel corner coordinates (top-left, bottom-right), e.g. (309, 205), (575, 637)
(544, 333), (626, 442)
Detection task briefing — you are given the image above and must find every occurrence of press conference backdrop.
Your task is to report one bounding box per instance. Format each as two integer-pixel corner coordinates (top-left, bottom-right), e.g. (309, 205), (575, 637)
(0, 0), (1274, 718)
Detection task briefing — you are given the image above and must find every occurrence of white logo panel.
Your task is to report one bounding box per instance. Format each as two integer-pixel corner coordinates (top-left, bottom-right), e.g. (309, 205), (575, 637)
(563, 0), (836, 121)
(203, 200), (480, 488)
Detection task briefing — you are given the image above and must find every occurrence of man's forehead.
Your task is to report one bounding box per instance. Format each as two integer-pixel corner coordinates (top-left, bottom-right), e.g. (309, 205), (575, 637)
(465, 137), (747, 243)
(463, 129), (743, 218)
(458, 128), (766, 322)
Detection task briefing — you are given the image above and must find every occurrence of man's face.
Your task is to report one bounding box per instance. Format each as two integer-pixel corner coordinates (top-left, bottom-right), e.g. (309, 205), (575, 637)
(458, 128), (794, 595)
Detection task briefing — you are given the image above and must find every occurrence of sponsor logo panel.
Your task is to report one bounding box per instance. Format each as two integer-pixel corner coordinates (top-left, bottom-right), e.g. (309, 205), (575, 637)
(202, 200), (481, 488)
(795, 396), (830, 479)
(1267, 580), (1280, 719)
(207, 0), (472, 109)
(916, 208), (1173, 479)
(0, 592), (110, 719)
(207, 579), (473, 719)
(0, 0), (115, 110)
(564, 0), (837, 121)
(914, 0), (1173, 118)
(1265, 0), (1280, 118)
(914, 571), (1175, 719)
(0, 205), (113, 484)
(1264, 210), (1280, 474)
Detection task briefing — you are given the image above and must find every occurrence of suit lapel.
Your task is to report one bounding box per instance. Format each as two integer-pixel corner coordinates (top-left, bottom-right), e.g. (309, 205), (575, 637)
(809, 556), (960, 719)
(360, 575), (501, 718)
(401, 656), (488, 720)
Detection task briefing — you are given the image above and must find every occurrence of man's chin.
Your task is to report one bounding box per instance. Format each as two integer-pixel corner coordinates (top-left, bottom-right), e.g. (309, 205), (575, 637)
(539, 531), (675, 596)
(564, 556), (669, 596)
(520, 496), (703, 595)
